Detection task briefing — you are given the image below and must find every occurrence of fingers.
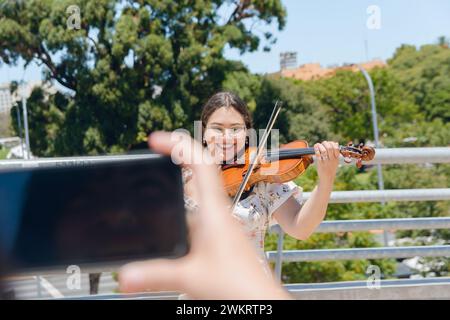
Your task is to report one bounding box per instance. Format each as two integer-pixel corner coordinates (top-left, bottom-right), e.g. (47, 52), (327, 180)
(118, 258), (185, 294)
(321, 141), (332, 160)
(313, 143), (321, 161)
(314, 142), (327, 161)
(332, 141), (340, 159)
(322, 141), (339, 159)
(148, 131), (230, 221)
(149, 131), (208, 168)
(315, 141), (339, 161)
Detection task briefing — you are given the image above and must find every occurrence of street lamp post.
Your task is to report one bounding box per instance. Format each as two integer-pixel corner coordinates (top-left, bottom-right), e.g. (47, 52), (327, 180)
(357, 65), (387, 245)
(357, 65), (384, 190)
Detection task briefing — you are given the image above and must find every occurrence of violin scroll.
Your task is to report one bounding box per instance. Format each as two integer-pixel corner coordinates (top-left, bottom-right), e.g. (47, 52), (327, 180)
(340, 141), (376, 168)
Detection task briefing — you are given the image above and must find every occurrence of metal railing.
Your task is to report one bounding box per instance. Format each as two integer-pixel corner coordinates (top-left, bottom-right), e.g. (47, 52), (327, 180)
(269, 205), (450, 281)
(268, 146), (450, 284)
(360, 147), (450, 164)
(1, 146), (450, 168)
(1, 146), (450, 299)
(301, 217), (450, 233)
(303, 188), (450, 203)
(267, 245), (450, 262)
(266, 188), (450, 279)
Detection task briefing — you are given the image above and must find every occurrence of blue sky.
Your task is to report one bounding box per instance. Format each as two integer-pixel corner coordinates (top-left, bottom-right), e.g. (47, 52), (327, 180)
(1, 0), (449, 84)
(225, 0), (450, 73)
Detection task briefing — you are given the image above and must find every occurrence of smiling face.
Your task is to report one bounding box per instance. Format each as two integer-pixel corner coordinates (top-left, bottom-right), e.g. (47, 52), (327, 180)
(201, 92), (252, 164)
(203, 107), (248, 163)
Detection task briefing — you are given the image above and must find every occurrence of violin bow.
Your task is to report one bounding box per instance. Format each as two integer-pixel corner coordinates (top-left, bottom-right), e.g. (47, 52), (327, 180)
(230, 100), (283, 211)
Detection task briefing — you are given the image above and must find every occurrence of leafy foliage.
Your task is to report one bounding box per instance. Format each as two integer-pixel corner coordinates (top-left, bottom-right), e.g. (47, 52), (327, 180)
(1, 0), (286, 155)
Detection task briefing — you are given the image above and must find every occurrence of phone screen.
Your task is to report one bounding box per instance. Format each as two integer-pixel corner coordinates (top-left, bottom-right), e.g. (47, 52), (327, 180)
(0, 156), (188, 273)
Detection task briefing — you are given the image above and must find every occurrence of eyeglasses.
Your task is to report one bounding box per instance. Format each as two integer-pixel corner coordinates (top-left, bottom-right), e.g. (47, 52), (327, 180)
(206, 126), (247, 137)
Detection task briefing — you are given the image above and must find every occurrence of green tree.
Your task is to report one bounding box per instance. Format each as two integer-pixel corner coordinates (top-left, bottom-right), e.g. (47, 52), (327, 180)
(253, 76), (337, 145)
(221, 68), (262, 113)
(0, 0), (286, 156)
(304, 67), (421, 146)
(260, 57), (450, 281)
(389, 42), (450, 122)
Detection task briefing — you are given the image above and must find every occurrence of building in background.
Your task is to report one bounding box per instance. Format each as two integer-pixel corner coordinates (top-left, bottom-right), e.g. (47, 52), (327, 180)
(280, 52), (298, 70)
(0, 83), (13, 114)
(274, 53), (386, 81)
(0, 81), (57, 158)
(0, 80), (57, 110)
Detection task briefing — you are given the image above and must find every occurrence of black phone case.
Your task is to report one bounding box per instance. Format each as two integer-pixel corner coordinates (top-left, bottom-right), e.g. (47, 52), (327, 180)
(0, 155), (188, 275)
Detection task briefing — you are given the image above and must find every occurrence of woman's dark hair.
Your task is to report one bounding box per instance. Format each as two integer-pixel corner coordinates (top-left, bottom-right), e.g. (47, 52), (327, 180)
(201, 91), (253, 133)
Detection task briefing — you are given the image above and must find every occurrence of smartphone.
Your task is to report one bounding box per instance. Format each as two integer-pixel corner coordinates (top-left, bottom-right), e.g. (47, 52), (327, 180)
(0, 155), (188, 275)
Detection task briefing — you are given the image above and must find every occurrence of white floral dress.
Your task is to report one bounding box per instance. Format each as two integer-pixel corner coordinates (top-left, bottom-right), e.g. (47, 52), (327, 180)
(182, 168), (304, 278)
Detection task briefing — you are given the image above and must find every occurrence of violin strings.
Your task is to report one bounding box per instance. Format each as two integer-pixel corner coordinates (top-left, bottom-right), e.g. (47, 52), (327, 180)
(265, 146), (361, 160)
(265, 148), (316, 158)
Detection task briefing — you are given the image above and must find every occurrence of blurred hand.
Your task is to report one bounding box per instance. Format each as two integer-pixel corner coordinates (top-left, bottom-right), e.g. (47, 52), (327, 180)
(118, 131), (291, 300)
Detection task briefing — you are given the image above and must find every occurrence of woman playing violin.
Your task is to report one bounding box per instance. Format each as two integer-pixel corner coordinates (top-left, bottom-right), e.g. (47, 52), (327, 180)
(183, 91), (340, 277)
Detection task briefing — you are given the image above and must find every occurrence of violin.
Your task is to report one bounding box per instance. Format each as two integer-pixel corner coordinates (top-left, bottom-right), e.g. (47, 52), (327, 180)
(213, 100), (376, 209)
(221, 140), (375, 197)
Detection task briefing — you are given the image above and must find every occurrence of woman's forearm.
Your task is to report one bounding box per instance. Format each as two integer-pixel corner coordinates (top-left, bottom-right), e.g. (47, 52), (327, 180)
(293, 177), (334, 239)
(275, 141), (339, 240)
